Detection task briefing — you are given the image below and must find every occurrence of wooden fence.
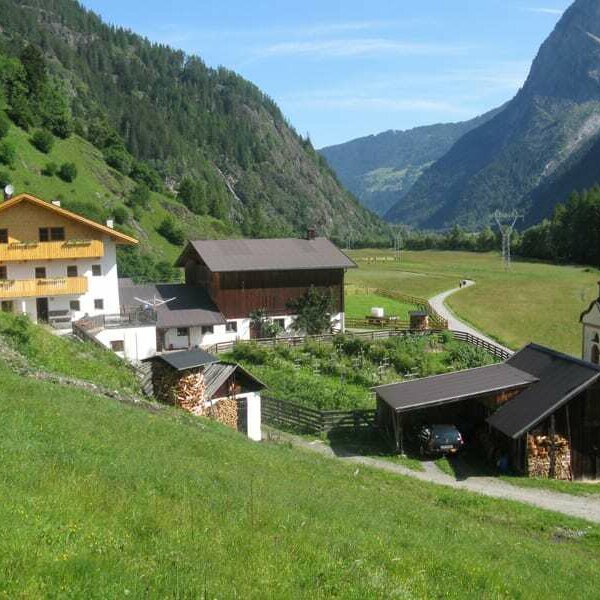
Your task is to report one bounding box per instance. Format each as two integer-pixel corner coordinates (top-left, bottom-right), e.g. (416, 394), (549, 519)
(346, 284), (448, 329)
(450, 331), (512, 361)
(261, 396), (377, 435)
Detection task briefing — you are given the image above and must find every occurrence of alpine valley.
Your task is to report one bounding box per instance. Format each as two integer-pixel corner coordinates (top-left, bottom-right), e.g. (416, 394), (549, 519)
(321, 0), (600, 230)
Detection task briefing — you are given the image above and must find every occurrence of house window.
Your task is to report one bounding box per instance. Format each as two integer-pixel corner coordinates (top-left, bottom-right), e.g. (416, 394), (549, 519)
(1, 300), (13, 313)
(67, 265), (78, 277)
(226, 321), (238, 333)
(94, 299), (104, 310)
(176, 327), (189, 337)
(592, 345), (600, 365)
(39, 227), (65, 242)
(50, 227), (65, 241)
(110, 340), (125, 352)
(273, 318), (285, 330)
(0, 229), (7, 244)
(0, 266), (6, 280)
(201, 325), (214, 335)
(35, 267), (46, 279)
(69, 300), (80, 312)
(92, 264), (102, 277)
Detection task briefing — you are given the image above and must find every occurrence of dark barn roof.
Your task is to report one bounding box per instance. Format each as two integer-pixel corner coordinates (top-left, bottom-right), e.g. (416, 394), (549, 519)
(204, 362), (266, 398)
(374, 363), (538, 414)
(488, 344), (600, 438)
(119, 281), (226, 328)
(146, 349), (219, 371)
(175, 238), (357, 272)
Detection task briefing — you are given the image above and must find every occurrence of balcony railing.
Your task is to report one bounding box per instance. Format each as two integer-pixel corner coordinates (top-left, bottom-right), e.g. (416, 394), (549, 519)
(0, 276), (88, 299)
(0, 239), (104, 262)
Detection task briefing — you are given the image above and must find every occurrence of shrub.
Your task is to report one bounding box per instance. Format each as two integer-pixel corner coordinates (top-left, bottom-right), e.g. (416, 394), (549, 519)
(58, 162), (77, 182)
(104, 145), (132, 175)
(156, 216), (185, 246)
(30, 129), (54, 153)
(112, 204), (129, 225)
(231, 343), (269, 365)
(0, 112), (10, 139)
(41, 161), (58, 176)
(127, 183), (151, 209)
(0, 169), (11, 188)
(0, 141), (16, 167)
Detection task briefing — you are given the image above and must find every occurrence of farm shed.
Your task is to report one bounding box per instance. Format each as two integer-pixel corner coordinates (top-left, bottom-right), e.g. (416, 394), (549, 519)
(375, 344), (600, 480)
(145, 349), (265, 441)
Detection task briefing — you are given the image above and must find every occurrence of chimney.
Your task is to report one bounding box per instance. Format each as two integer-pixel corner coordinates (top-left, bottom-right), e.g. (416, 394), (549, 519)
(51, 200), (61, 207)
(306, 227), (316, 241)
(106, 218), (114, 229)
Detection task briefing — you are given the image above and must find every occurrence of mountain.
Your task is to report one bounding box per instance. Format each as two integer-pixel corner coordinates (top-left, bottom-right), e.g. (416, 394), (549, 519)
(387, 0), (600, 229)
(319, 110), (500, 217)
(0, 0), (387, 245)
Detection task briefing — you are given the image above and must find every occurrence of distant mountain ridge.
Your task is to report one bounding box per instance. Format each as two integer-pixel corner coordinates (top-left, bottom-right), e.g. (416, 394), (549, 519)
(387, 0), (600, 228)
(319, 110), (500, 217)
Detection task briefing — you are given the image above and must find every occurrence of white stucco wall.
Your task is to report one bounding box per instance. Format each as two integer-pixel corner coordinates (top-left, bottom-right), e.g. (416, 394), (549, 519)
(95, 325), (157, 362)
(582, 302), (600, 362)
(3, 236), (121, 322)
(161, 318), (252, 350)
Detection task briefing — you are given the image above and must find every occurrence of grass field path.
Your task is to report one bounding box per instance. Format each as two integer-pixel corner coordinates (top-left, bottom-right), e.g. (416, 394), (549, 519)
(429, 280), (513, 354)
(272, 432), (600, 524)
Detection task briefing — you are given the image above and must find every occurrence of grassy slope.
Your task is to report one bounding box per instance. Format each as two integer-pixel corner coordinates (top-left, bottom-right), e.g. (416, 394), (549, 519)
(2, 362), (600, 597)
(3, 124), (236, 264)
(0, 313), (140, 394)
(347, 250), (599, 355)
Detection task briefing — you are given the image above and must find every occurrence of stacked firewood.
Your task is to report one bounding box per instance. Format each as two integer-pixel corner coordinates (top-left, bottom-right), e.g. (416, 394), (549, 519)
(527, 434), (572, 480)
(207, 398), (238, 429)
(152, 363), (206, 413)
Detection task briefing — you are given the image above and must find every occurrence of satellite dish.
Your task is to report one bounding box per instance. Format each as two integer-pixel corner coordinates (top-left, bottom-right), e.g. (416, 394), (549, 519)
(4, 184), (14, 199)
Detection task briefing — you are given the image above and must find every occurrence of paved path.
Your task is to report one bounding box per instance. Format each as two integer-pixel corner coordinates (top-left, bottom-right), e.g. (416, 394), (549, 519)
(268, 431), (600, 524)
(429, 280), (513, 355)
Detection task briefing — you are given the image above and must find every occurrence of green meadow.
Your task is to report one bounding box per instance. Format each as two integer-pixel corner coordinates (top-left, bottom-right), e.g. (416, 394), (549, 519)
(347, 249), (599, 356)
(1, 361), (600, 598)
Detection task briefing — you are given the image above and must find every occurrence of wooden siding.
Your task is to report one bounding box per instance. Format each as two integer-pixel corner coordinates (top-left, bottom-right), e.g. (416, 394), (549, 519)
(0, 201), (105, 245)
(0, 276), (88, 299)
(186, 267), (345, 318)
(0, 239), (104, 262)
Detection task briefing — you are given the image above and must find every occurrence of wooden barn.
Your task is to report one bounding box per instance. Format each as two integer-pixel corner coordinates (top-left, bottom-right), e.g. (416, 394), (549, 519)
(375, 344), (600, 480)
(145, 349), (265, 441)
(174, 232), (356, 335)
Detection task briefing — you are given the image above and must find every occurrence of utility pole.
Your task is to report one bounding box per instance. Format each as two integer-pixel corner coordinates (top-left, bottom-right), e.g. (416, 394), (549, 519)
(493, 211), (520, 270)
(392, 225), (404, 262)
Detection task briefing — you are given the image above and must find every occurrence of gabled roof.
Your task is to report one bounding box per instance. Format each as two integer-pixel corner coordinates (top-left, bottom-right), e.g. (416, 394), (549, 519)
(580, 298), (600, 322)
(488, 344), (600, 438)
(118, 281), (226, 327)
(147, 348), (219, 371)
(374, 363), (538, 413)
(0, 193), (138, 245)
(175, 237), (357, 272)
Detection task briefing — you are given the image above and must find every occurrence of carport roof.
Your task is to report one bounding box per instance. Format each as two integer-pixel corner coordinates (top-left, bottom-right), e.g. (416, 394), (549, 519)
(374, 363), (538, 414)
(487, 344), (600, 438)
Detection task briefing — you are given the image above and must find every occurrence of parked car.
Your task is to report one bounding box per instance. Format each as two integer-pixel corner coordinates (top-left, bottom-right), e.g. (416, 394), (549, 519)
(416, 424), (464, 456)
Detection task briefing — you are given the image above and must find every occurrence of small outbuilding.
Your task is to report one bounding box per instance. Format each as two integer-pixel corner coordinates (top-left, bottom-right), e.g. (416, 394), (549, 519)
(374, 344), (600, 480)
(144, 349), (265, 441)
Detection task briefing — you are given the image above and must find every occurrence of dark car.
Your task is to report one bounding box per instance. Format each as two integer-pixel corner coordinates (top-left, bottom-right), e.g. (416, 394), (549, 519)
(416, 424), (464, 456)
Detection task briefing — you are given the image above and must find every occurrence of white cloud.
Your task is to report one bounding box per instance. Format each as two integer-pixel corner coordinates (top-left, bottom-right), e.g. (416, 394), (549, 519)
(256, 38), (466, 59)
(522, 7), (564, 15)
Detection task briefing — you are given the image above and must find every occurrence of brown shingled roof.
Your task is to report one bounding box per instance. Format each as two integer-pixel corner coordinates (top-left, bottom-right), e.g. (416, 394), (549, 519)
(175, 237), (357, 272)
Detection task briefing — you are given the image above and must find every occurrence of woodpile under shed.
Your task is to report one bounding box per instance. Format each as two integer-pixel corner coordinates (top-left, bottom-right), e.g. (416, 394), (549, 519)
(527, 434), (572, 480)
(151, 361), (206, 413)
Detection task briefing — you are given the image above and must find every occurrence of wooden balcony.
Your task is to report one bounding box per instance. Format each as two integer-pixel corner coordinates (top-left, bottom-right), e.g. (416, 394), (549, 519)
(0, 277), (88, 299)
(0, 239), (104, 262)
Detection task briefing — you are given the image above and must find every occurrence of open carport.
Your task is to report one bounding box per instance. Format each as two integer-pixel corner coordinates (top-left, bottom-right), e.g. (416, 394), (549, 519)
(374, 362), (537, 455)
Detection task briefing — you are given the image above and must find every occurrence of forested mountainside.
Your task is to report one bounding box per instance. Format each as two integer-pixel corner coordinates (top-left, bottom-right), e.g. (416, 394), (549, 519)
(319, 109), (500, 217)
(0, 0), (388, 250)
(387, 0), (600, 229)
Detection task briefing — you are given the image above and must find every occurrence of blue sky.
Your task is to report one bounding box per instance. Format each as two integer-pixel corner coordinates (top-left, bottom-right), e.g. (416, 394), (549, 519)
(81, 0), (570, 148)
